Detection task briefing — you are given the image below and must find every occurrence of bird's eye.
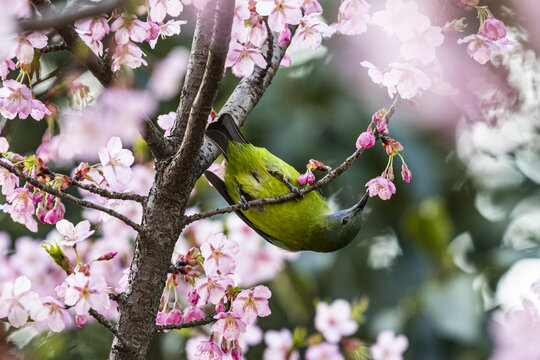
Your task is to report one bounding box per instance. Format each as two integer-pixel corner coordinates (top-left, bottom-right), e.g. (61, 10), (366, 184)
(341, 216), (349, 225)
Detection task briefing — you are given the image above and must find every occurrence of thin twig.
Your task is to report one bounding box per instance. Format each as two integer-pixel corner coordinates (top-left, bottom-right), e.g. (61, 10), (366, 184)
(0, 159), (144, 233)
(188, 96), (404, 223)
(72, 179), (146, 203)
(21, 0), (132, 32)
(89, 308), (128, 347)
(38, 42), (69, 53)
(155, 312), (216, 331)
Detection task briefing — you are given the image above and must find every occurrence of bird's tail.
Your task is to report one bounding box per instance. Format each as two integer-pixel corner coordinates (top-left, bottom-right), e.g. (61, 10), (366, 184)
(206, 113), (248, 155)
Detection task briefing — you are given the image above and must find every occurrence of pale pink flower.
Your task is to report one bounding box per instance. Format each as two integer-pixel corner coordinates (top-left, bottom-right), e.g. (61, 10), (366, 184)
(398, 17), (443, 65)
(371, 330), (409, 360)
(0, 80), (51, 120)
(148, 0), (183, 23)
(315, 299), (358, 343)
(256, 0), (303, 32)
(183, 306), (205, 322)
(291, 13), (331, 50)
(111, 14), (151, 44)
(43, 198), (66, 224)
(0, 57), (16, 80)
(195, 340), (223, 360)
(482, 17), (507, 41)
(365, 176), (396, 200)
(75, 14), (110, 41)
(98, 136), (135, 186)
(56, 219), (94, 246)
(0, 276), (47, 327)
(263, 328), (300, 360)
(457, 34), (515, 65)
(10, 212), (38, 232)
(39, 296), (72, 332)
(111, 41), (147, 71)
(13, 31), (47, 64)
(62, 272), (111, 315)
(372, 0), (419, 37)
(356, 131), (375, 149)
(278, 26), (292, 46)
(201, 233), (239, 275)
(360, 61), (384, 85)
(305, 342), (344, 360)
(7, 187), (35, 214)
(148, 19), (187, 49)
(0, 161), (19, 196)
(302, 0), (322, 15)
(335, 0), (371, 35)
(382, 62), (431, 99)
(231, 0), (251, 43)
(225, 41), (267, 77)
(157, 111), (176, 136)
(76, 29), (104, 56)
(232, 285), (271, 324)
(211, 311), (247, 342)
(196, 275), (235, 305)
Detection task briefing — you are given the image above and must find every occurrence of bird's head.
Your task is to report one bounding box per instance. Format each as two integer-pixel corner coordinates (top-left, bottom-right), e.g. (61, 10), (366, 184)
(312, 193), (369, 252)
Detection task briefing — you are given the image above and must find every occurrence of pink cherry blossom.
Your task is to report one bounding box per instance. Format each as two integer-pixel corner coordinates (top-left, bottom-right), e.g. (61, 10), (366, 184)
(183, 306), (205, 322)
(10, 211), (38, 232)
(75, 14), (110, 41)
(365, 176), (396, 200)
(148, 0), (183, 23)
(0, 276), (47, 327)
(157, 111), (176, 136)
(12, 31), (48, 64)
(0, 161), (19, 196)
(372, 0), (420, 37)
(382, 62), (431, 99)
(0, 57), (15, 80)
(297, 170), (315, 185)
(256, 0), (303, 32)
(305, 342), (344, 360)
(291, 13), (331, 50)
(111, 14), (151, 44)
(62, 272), (111, 315)
(39, 296), (72, 332)
(98, 136), (135, 186)
(196, 275), (235, 305)
(482, 17), (507, 41)
(398, 17), (443, 65)
(278, 26), (292, 46)
(360, 61), (384, 85)
(76, 29), (104, 56)
(148, 19), (187, 49)
(111, 41), (148, 71)
(201, 233), (240, 275)
(225, 42), (267, 78)
(263, 328), (300, 360)
(335, 0), (371, 35)
(457, 34), (515, 65)
(211, 311), (247, 342)
(43, 198), (66, 224)
(315, 299), (358, 343)
(370, 330), (409, 360)
(7, 187), (35, 214)
(0, 80), (52, 120)
(232, 285), (272, 324)
(356, 131), (375, 149)
(302, 0), (322, 15)
(56, 219), (95, 246)
(195, 340), (223, 360)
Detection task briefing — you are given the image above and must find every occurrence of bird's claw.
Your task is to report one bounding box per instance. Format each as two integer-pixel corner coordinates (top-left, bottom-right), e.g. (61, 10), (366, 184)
(239, 195), (249, 211)
(284, 181), (303, 200)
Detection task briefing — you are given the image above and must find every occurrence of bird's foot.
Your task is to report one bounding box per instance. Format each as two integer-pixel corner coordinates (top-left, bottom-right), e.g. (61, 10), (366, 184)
(239, 195), (249, 211)
(283, 180), (304, 200)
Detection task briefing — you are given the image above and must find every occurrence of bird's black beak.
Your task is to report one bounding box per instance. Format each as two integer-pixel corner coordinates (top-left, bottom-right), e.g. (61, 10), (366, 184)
(352, 192), (369, 213)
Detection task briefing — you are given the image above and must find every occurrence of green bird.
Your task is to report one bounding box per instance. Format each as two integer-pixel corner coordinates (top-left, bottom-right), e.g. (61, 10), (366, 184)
(204, 114), (368, 253)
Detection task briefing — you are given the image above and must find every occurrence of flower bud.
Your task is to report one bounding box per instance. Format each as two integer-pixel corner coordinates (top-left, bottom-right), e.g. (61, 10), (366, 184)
(188, 290), (199, 306)
(76, 315), (86, 328)
(97, 251), (118, 261)
(41, 241), (73, 275)
(356, 131), (375, 149)
(382, 138), (403, 156)
(481, 17), (507, 41)
(401, 162), (412, 183)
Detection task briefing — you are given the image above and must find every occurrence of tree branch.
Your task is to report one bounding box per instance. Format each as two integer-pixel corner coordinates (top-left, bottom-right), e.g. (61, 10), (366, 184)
(155, 312), (217, 331)
(141, 118), (174, 160)
(28, 0), (114, 86)
(170, 2), (217, 145)
(73, 179), (146, 203)
(38, 42), (68, 53)
(21, 0), (132, 32)
(0, 159), (144, 233)
(89, 309), (128, 347)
